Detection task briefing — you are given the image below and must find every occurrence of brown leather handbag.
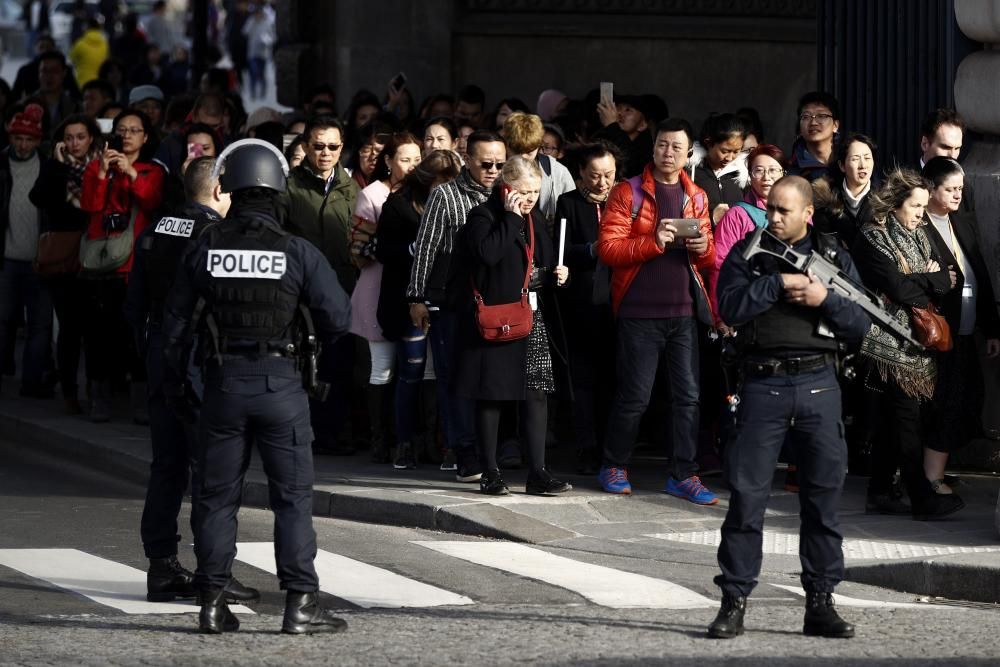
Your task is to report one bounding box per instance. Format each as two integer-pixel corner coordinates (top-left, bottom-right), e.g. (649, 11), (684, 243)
(472, 216), (535, 342)
(33, 230), (82, 276)
(910, 303), (953, 352)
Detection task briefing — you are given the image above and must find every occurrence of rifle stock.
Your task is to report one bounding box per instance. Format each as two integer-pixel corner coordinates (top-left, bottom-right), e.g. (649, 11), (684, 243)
(741, 228), (921, 347)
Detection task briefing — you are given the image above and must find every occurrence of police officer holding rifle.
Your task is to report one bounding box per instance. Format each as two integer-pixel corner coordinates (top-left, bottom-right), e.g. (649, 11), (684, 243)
(162, 139), (352, 635)
(708, 175), (873, 640)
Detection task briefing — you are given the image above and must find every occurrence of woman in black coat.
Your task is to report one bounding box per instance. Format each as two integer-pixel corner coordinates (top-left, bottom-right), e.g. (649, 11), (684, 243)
(452, 156), (571, 496)
(373, 149), (462, 465)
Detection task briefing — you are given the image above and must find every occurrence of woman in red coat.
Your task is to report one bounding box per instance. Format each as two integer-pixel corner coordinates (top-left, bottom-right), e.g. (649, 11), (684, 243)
(79, 109), (164, 422)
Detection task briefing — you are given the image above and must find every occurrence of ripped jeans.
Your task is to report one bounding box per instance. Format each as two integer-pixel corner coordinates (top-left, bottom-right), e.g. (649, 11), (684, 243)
(395, 323), (430, 443)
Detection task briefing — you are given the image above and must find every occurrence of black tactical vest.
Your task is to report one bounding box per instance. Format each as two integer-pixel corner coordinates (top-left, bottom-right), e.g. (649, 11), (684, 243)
(745, 230), (844, 354)
(143, 207), (217, 315)
(201, 216), (300, 347)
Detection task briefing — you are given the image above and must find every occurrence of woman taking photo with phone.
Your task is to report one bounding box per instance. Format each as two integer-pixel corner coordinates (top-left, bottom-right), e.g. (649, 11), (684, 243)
(79, 109), (164, 422)
(29, 114), (103, 414)
(453, 156), (572, 496)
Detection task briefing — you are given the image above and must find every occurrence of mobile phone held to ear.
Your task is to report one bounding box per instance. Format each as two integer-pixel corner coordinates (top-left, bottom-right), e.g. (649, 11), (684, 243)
(502, 182), (513, 198)
(188, 142), (204, 159)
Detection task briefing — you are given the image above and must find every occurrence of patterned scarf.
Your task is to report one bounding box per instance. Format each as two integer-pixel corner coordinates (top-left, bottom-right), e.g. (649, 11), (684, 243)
(65, 151), (96, 207)
(579, 186), (609, 204)
(859, 214), (937, 399)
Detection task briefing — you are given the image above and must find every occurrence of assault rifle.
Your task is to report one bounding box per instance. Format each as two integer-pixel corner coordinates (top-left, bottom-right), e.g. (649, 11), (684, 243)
(741, 227), (922, 348)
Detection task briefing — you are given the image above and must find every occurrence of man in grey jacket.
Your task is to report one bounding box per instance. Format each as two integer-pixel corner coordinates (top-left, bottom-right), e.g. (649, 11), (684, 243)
(502, 111), (576, 231)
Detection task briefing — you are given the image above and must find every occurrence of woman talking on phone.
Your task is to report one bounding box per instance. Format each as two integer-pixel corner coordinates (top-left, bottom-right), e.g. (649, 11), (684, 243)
(79, 109), (164, 422)
(453, 156), (572, 496)
(28, 114), (103, 414)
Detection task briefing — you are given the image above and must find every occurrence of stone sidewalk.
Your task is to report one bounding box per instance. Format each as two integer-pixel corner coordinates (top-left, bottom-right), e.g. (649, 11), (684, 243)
(2, 392), (1000, 604)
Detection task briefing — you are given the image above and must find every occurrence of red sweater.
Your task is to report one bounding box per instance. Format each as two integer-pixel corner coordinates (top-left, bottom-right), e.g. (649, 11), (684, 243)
(80, 158), (165, 276)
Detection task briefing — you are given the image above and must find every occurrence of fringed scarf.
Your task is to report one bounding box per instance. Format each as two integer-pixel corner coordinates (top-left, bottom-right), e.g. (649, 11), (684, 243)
(65, 151), (98, 207)
(859, 214), (937, 400)
(579, 186), (609, 205)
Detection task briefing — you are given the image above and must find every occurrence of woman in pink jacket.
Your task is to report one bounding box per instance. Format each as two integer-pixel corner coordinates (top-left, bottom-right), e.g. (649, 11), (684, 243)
(708, 144), (787, 323)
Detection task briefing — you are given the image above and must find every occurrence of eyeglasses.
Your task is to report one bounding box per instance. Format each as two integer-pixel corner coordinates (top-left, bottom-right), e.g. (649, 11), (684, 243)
(751, 167), (785, 179)
(117, 127), (145, 136)
(540, 145), (559, 155)
(478, 161), (505, 171)
(311, 142), (343, 153)
(799, 112), (834, 125)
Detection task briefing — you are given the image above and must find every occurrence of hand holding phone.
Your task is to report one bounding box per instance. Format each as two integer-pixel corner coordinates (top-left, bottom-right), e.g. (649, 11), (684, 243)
(600, 81), (614, 105)
(389, 71), (407, 93)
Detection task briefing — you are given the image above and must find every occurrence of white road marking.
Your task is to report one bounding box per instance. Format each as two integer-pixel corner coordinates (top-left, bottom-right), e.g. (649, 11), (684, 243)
(414, 541), (715, 609)
(0, 549), (253, 615)
(234, 542), (473, 608)
(770, 584), (962, 609)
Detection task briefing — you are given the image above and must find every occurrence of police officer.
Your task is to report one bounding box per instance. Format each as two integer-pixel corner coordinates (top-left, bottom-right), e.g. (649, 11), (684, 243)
(162, 139), (352, 634)
(708, 176), (870, 639)
(125, 156), (259, 605)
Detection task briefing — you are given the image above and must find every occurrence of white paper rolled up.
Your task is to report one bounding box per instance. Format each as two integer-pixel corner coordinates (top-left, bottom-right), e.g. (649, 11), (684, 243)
(558, 217), (567, 266)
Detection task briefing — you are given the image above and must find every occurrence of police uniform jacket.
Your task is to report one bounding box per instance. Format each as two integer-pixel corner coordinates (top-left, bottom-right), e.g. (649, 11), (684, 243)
(718, 228), (871, 355)
(162, 208), (352, 384)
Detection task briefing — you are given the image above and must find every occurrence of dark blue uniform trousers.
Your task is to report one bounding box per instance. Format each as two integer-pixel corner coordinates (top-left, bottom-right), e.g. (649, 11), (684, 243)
(715, 366), (846, 598)
(140, 329), (196, 559)
(193, 373), (319, 592)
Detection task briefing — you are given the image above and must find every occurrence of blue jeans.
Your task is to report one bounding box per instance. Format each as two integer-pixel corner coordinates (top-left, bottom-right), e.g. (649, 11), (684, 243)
(395, 323), (427, 443)
(0, 259), (53, 388)
(602, 317), (700, 480)
(428, 309), (475, 452)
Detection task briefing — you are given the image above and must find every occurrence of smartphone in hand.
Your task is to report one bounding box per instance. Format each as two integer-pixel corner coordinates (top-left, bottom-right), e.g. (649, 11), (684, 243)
(390, 71), (407, 92)
(600, 81), (614, 104)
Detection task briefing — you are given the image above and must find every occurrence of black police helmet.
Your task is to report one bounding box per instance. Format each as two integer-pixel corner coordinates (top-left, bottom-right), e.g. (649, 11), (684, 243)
(213, 138), (290, 194)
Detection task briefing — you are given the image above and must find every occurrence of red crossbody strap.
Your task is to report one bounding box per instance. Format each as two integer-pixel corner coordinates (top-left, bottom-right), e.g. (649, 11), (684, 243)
(472, 214), (534, 301)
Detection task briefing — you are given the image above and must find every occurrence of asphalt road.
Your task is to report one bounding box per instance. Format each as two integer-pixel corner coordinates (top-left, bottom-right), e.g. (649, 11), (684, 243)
(1, 439), (997, 666)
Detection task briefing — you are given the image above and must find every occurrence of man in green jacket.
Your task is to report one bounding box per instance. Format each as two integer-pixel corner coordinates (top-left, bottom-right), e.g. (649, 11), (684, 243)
(277, 117), (360, 455)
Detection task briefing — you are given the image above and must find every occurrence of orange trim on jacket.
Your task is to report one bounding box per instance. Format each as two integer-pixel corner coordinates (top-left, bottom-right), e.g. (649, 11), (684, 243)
(595, 163), (716, 324)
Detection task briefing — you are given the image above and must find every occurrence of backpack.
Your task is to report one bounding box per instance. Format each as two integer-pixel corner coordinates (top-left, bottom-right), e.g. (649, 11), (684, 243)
(735, 201), (768, 229)
(627, 175), (644, 221)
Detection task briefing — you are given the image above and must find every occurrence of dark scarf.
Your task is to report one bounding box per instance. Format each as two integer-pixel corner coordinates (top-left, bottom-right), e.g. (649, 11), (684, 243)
(859, 214), (937, 399)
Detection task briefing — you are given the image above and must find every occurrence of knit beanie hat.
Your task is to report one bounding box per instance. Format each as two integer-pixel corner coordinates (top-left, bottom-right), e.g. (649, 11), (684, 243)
(7, 104), (44, 139)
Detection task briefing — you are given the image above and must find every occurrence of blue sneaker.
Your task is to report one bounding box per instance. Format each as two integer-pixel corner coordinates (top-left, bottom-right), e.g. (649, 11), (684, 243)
(598, 466), (632, 494)
(664, 475), (718, 505)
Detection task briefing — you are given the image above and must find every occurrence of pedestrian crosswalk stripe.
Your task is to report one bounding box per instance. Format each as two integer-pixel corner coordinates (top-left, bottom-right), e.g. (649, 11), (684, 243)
(234, 542), (475, 608)
(413, 541), (716, 609)
(770, 584), (960, 610)
(0, 549), (255, 615)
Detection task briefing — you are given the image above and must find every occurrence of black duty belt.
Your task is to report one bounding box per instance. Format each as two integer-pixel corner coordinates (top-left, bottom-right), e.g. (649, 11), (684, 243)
(743, 353), (835, 377)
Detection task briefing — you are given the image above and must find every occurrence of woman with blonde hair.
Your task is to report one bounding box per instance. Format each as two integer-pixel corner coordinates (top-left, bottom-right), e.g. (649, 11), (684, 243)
(851, 167), (963, 520)
(453, 156), (572, 496)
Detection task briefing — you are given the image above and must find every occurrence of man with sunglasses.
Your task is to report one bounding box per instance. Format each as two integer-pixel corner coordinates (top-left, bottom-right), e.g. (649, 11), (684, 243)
(278, 116), (360, 457)
(406, 130), (507, 482)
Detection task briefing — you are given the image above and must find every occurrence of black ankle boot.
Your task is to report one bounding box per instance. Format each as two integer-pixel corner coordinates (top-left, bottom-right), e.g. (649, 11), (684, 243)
(199, 587), (239, 634)
(224, 576), (260, 603)
(146, 555), (196, 602)
(282, 591), (348, 634)
(803, 592), (855, 638)
(707, 594), (746, 638)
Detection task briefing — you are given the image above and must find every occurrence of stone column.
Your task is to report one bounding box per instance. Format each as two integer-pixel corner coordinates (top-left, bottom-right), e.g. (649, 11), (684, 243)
(953, 0), (1000, 534)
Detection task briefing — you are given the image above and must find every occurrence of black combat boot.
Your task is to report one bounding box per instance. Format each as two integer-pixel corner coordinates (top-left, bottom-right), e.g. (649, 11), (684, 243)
(707, 594), (746, 638)
(803, 591), (855, 638)
(282, 591), (348, 634)
(224, 576), (261, 603)
(146, 555), (196, 602)
(199, 587), (239, 634)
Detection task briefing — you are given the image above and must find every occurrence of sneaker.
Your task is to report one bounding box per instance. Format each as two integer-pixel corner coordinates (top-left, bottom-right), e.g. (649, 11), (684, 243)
(526, 469), (572, 495)
(480, 469), (509, 496)
(597, 466), (632, 495)
(664, 475), (718, 505)
(393, 442), (417, 470)
(455, 446), (482, 482)
(440, 449), (457, 472)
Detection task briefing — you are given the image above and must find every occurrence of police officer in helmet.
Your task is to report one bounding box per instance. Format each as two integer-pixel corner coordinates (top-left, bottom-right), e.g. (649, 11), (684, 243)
(708, 176), (870, 639)
(162, 139), (352, 634)
(126, 156), (259, 605)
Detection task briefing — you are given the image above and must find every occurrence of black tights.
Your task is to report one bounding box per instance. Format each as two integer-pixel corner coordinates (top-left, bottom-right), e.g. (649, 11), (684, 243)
(476, 390), (547, 474)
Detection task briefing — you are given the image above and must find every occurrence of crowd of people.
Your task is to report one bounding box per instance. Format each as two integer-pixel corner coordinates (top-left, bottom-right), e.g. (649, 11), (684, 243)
(1, 5), (997, 520)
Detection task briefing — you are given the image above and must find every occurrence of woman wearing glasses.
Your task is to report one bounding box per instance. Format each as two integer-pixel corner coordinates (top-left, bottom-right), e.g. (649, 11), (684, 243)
(79, 109), (164, 422)
(788, 92), (840, 182)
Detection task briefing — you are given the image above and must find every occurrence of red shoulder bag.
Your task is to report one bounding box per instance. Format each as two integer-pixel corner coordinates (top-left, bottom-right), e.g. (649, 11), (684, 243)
(472, 215), (535, 342)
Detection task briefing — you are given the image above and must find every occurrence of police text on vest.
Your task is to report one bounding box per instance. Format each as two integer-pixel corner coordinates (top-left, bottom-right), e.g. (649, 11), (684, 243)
(208, 250), (287, 279)
(155, 217), (196, 237)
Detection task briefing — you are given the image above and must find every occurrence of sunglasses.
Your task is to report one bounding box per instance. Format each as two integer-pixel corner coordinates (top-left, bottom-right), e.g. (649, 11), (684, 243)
(478, 161), (505, 171)
(311, 142), (343, 152)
